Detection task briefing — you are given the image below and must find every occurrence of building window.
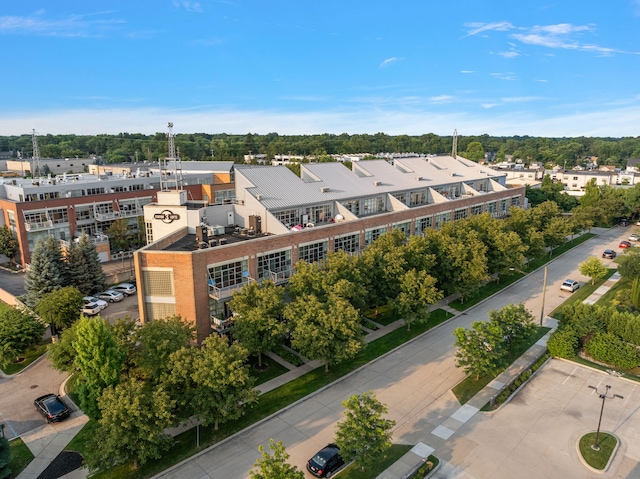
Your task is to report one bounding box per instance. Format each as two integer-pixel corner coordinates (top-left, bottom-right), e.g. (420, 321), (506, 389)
(364, 227), (387, 246)
(75, 205), (93, 221)
(511, 196), (520, 207)
(362, 196), (385, 215)
(142, 269), (174, 296)
(415, 216), (432, 235)
(393, 222), (410, 238)
(304, 204), (332, 225)
(410, 190), (427, 206)
(86, 187), (106, 195)
(145, 222), (153, 244)
(257, 249), (292, 279)
(392, 193), (407, 204)
(208, 260), (249, 289)
(573, 176), (578, 181)
(340, 200), (360, 216)
(273, 209), (300, 227)
(298, 241), (328, 264)
(334, 233), (360, 253)
(24, 211), (48, 224)
(215, 189), (236, 204)
(49, 207), (69, 224)
(435, 212), (451, 227)
(471, 204), (484, 215)
(486, 201), (496, 213)
(454, 208), (468, 220)
(500, 199), (509, 212)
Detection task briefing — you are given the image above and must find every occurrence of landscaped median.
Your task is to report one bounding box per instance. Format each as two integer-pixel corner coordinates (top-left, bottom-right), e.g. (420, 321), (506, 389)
(66, 308), (455, 479)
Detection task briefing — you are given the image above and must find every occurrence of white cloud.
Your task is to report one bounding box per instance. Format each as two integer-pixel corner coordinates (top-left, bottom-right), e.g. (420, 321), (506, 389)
(500, 96), (540, 103)
(498, 51), (519, 59)
(429, 95), (454, 103)
(463, 21), (513, 37)
(0, 11), (125, 37)
(460, 70), (474, 74)
(490, 72), (517, 81)
(173, 1), (204, 13)
(380, 57), (399, 68)
(481, 103), (499, 109)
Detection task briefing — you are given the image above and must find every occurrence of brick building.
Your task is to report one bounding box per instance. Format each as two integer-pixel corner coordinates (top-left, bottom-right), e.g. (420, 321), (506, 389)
(136, 156), (525, 341)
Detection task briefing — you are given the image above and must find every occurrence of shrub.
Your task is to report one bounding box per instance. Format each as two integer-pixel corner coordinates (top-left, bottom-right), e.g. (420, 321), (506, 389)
(547, 328), (579, 358)
(585, 332), (640, 370)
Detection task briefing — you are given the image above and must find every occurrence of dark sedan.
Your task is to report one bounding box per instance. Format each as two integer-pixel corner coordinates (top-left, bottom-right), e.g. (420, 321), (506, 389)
(602, 249), (617, 259)
(307, 443), (344, 478)
(34, 394), (70, 423)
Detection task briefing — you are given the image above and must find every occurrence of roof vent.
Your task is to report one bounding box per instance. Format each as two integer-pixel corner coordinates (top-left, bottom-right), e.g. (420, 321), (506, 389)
(320, 186), (330, 193)
(256, 194), (263, 201)
(415, 176), (423, 181)
(373, 181), (382, 186)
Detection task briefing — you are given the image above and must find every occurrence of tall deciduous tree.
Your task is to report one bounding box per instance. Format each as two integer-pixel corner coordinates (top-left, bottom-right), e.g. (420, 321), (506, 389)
(285, 294), (363, 372)
(164, 335), (258, 430)
(579, 256), (608, 285)
(249, 439), (304, 479)
(396, 269), (442, 331)
(0, 307), (44, 367)
(86, 379), (175, 471)
(48, 321), (79, 373)
(617, 250), (640, 279)
(35, 286), (84, 331)
(489, 303), (537, 343)
(0, 225), (18, 265)
(335, 392), (395, 472)
(73, 317), (125, 419)
(24, 236), (66, 306)
(230, 280), (285, 368)
(132, 315), (194, 381)
(453, 321), (508, 380)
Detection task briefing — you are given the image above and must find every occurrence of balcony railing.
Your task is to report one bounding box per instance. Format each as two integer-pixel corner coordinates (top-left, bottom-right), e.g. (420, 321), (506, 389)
(211, 315), (233, 332)
(267, 269), (292, 284)
(24, 220), (53, 231)
(208, 277), (255, 300)
(94, 211), (121, 221)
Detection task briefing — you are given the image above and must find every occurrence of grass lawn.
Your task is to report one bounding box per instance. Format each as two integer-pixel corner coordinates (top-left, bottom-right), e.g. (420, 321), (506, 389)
(593, 275), (632, 310)
(549, 268), (617, 321)
(9, 437), (35, 477)
(1, 342), (48, 375)
(70, 308), (455, 479)
(363, 304), (402, 326)
(247, 354), (289, 385)
(451, 326), (550, 405)
(579, 432), (617, 470)
(339, 444), (412, 479)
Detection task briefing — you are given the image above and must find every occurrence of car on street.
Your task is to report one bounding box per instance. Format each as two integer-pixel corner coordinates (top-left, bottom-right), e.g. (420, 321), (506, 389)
(83, 295), (108, 310)
(629, 233), (640, 242)
(602, 249), (617, 259)
(560, 279), (580, 293)
(111, 282), (137, 296)
(97, 289), (125, 302)
(306, 444), (344, 478)
(81, 302), (102, 316)
(620, 240), (632, 249)
(34, 394), (70, 423)
(620, 218), (629, 226)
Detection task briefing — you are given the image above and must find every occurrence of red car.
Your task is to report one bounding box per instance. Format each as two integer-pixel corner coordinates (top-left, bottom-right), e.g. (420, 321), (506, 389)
(620, 241), (632, 249)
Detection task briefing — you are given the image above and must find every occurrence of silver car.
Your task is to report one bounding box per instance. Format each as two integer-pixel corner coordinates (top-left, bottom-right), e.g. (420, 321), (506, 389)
(111, 283), (137, 296)
(97, 290), (125, 302)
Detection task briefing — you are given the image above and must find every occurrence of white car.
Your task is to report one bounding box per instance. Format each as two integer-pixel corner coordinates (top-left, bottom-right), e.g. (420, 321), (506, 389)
(83, 296), (108, 310)
(97, 290), (125, 302)
(81, 302), (102, 316)
(560, 279), (580, 293)
(629, 233), (640, 242)
(111, 283), (137, 296)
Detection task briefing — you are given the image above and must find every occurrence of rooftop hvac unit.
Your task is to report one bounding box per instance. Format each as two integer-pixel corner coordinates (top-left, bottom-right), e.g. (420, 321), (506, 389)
(195, 225), (208, 244)
(373, 181), (382, 186)
(320, 186), (330, 193)
(248, 215), (262, 234)
(256, 194), (263, 201)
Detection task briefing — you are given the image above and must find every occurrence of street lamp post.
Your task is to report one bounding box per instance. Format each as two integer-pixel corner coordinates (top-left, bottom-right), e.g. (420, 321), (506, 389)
(588, 384), (624, 450)
(509, 265), (548, 326)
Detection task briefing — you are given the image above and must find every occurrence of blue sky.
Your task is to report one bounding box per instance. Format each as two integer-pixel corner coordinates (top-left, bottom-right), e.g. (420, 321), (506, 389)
(2, 1), (640, 137)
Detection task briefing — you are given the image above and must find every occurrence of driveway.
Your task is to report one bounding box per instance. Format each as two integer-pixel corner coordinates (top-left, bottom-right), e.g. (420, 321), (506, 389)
(0, 357), (69, 438)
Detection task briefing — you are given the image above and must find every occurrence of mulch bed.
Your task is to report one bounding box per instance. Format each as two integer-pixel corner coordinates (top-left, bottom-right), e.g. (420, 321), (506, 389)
(37, 451), (84, 479)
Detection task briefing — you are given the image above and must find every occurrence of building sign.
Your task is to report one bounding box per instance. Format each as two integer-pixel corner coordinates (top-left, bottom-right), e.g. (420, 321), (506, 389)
(154, 209), (181, 224)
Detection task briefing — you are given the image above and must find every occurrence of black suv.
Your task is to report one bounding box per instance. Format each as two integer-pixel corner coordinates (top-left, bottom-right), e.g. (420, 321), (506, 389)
(306, 443), (344, 478)
(34, 394), (71, 423)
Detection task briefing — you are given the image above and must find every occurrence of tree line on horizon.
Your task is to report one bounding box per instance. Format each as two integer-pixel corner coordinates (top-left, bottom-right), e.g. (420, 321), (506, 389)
(2, 132), (640, 169)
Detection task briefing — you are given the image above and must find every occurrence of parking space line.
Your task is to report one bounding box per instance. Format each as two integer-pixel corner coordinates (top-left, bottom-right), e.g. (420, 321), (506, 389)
(0, 412), (18, 438)
(562, 366), (578, 385)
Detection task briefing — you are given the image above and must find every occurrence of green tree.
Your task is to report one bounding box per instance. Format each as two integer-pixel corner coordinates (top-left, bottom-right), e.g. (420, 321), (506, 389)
(579, 257), (608, 285)
(73, 317), (125, 419)
(464, 141), (485, 161)
(334, 392), (395, 471)
(35, 286), (84, 331)
(24, 236), (66, 306)
(48, 321), (79, 373)
(0, 436), (10, 479)
(617, 250), (640, 279)
(77, 233), (106, 294)
(131, 316), (194, 381)
(453, 321), (508, 380)
(0, 225), (18, 265)
(164, 335), (258, 430)
(86, 379), (174, 471)
(0, 307), (44, 367)
(542, 216), (571, 253)
(285, 294), (363, 372)
(489, 303), (537, 343)
(547, 327), (579, 358)
(396, 269), (442, 331)
(230, 281), (285, 368)
(106, 218), (132, 253)
(249, 439), (305, 479)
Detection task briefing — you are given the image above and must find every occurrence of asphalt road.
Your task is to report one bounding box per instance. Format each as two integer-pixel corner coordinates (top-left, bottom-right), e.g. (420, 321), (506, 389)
(154, 226), (638, 479)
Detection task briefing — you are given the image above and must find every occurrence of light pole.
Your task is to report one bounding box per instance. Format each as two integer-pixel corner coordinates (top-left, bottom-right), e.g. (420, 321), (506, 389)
(588, 384), (624, 451)
(509, 265), (548, 326)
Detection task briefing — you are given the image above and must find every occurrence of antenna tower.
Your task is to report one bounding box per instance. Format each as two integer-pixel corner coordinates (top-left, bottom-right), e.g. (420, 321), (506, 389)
(161, 122), (183, 191)
(32, 129), (41, 177)
(451, 129), (458, 159)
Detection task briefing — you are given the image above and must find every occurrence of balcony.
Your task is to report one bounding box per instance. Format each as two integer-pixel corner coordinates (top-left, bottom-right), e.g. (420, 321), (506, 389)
(211, 315), (233, 333)
(208, 277), (255, 300)
(267, 269), (292, 285)
(94, 211), (121, 221)
(24, 220), (53, 231)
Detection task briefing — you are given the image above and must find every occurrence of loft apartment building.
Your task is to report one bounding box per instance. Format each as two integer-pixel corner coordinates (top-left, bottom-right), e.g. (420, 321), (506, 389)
(137, 155), (526, 341)
(0, 162), (235, 266)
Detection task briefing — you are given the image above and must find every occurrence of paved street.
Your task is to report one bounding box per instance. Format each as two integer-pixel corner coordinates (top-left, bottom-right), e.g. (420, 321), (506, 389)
(153, 227), (640, 479)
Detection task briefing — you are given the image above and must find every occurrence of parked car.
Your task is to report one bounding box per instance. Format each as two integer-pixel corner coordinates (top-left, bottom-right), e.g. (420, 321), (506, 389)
(560, 279), (580, 293)
(630, 233), (640, 242)
(307, 444), (344, 478)
(34, 394), (70, 423)
(602, 249), (617, 259)
(620, 218), (629, 226)
(620, 241), (632, 249)
(81, 302), (102, 316)
(97, 290), (125, 302)
(83, 295), (108, 310)
(111, 282), (137, 296)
